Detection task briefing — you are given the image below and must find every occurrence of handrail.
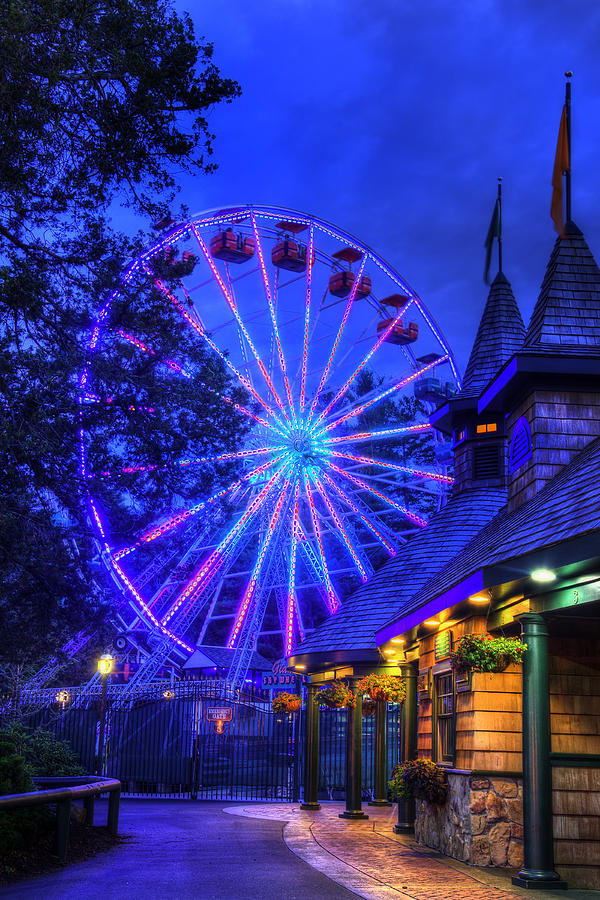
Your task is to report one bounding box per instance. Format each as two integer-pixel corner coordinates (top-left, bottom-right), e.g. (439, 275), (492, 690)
(0, 775), (120, 861)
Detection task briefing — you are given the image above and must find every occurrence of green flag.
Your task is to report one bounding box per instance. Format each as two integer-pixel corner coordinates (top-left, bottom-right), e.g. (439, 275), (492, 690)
(484, 199), (500, 285)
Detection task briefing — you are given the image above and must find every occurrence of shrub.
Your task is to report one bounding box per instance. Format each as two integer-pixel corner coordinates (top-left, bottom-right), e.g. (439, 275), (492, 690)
(356, 673), (406, 703)
(450, 634), (527, 674)
(318, 680), (355, 709)
(272, 692), (302, 714)
(388, 759), (447, 804)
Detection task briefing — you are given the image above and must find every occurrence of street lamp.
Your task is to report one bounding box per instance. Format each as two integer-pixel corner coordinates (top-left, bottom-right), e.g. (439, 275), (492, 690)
(95, 653), (114, 775)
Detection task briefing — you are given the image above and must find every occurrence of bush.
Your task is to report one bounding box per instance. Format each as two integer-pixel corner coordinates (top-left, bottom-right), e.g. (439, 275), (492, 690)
(450, 634), (527, 674)
(388, 759), (447, 804)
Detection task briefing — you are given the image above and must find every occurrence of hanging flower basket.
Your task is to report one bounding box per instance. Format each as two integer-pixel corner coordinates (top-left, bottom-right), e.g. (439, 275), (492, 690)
(388, 759), (447, 805)
(361, 699), (376, 717)
(356, 673), (406, 704)
(318, 680), (356, 709)
(450, 634), (527, 675)
(272, 692), (302, 714)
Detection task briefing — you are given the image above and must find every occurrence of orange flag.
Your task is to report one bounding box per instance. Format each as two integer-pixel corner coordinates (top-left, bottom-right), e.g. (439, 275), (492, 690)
(551, 106), (569, 237)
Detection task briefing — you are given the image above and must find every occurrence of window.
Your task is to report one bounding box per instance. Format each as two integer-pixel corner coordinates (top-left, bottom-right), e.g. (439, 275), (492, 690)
(476, 422), (497, 434)
(509, 416), (533, 473)
(435, 672), (455, 764)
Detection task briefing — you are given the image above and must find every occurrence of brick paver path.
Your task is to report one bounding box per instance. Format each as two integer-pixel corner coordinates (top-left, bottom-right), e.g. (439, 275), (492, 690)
(225, 803), (589, 900)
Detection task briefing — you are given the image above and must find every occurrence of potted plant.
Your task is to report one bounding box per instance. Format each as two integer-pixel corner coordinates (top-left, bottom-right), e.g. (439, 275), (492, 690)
(388, 759), (447, 804)
(450, 634), (527, 674)
(272, 692), (302, 714)
(318, 680), (355, 709)
(356, 673), (406, 704)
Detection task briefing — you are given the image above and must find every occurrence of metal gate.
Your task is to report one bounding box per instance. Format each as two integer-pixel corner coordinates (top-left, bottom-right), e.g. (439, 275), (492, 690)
(4, 681), (401, 802)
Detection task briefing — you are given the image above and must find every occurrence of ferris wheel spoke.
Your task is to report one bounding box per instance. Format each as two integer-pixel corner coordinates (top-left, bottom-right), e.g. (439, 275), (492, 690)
(192, 226), (291, 423)
(149, 269), (287, 432)
(285, 485), (301, 655)
(115, 328), (192, 378)
(302, 470), (338, 613)
(320, 353), (449, 434)
(327, 461), (427, 528)
(298, 224), (315, 414)
(324, 423), (432, 446)
(161, 461), (291, 626)
(320, 471), (399, 555)
(307, 255), (367, 421)
(310, 472), (368, 582)
(329, 451), (454, 485)
(251, 213), (297, 422)
(227, 475), (293, 648)
(310, 297), (415, 431)
(91, 445), (284, 481)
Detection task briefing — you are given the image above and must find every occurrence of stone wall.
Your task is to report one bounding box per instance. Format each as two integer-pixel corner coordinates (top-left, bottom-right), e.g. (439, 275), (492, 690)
(414, 771), (523, 868)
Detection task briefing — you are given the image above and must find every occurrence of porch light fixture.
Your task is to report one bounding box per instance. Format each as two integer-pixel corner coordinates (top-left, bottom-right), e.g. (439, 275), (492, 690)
(470, 595), (490, 604)
(97, 653), (114, 675)
(295, 665), (306, 670)
(391, 637), (405, 644)
(531, 568), (556, 583)
(423, 619), (439, 626)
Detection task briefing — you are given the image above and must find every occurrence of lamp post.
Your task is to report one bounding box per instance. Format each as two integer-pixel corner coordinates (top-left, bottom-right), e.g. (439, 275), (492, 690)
(95, 653), (114, 776)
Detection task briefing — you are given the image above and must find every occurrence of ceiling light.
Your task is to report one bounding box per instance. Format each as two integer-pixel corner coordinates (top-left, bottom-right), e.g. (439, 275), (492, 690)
(295, 665), (306, 670)
(424, 619), (439, 626)
(531, 568), (556, 583)
(391, 637), (405, 644)
(470, 595), (489, 604)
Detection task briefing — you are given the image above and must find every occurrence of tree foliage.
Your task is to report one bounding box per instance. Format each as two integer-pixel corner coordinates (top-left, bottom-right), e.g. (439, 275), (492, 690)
(0, 0), (244, 673)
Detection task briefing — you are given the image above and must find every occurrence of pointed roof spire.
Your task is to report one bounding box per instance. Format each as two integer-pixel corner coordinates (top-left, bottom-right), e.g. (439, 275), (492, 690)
(457, 272), (525, 399)
(523, 221), (600, 349)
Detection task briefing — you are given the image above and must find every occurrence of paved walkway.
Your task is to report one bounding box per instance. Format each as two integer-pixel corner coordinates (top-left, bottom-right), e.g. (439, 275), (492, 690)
(2, 800), (598, 900)
(226, 803), (598, 900)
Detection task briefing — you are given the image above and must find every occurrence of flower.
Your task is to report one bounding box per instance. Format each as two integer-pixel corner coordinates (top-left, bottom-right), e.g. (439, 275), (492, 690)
(272, 692), (302, 714)
(356, 673), (406, 703)
(318, 680), (355, 709)
(450, 634), (527, 674)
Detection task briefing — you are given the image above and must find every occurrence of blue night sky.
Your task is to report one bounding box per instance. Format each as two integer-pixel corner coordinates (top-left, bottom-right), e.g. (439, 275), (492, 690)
(169, 0), (600, 374)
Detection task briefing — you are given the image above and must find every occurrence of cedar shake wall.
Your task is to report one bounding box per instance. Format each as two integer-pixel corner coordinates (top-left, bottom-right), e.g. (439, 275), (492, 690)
(451, 439), (507, 495)
(550, 636), (600, 889)
(507, 389), (600, 513)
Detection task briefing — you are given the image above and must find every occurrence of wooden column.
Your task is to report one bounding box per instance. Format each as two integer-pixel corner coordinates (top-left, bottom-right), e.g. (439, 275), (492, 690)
(369, 698), (391, 806)
(512, 614), (566, 889)
(395, 659), (417, 833)
(301, 683), (321, 810)
(340, 677), (368, 819)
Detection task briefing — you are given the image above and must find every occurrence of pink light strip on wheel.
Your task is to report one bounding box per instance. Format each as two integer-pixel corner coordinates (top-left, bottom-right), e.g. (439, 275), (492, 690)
(117, 330), (191, 378)
(302, 470), (338, 613)
(308, 255), (367, 420)
(89, 499), (193, 652)
(324, 423), (431, 445)
(320, 472), (397, 556)
(112, 454), (287, 560)
(148, 268), (286, 433)
(191, 226), (290, 422)
(285, 485), (301, 656)
(327, 461), (427, 528)
(330, 451), (454, 484)
(310, 298), (414, 430)
(299, 224), (315, 413)
(323, 355), (448, 433)
(94, 445), (283, 480)
(161, 463), (289, 626)
(227, 477), (292, 648)
(311, 473), (368, 581)
(251, 213), (296, 421)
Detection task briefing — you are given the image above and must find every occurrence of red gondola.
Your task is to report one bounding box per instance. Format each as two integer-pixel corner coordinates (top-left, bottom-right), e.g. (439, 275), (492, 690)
(376, 318), (418, 345)
(328, 270), (372, 299)
(210, 228), (255, 264)
(272, 239), (308, 272)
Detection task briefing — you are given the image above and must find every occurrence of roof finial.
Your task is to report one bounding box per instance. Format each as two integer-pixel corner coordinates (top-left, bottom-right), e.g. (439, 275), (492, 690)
(565, 72), (572, 224)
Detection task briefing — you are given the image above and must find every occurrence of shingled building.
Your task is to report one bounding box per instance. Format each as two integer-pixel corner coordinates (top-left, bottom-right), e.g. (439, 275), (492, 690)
(289, 220), (600, 890)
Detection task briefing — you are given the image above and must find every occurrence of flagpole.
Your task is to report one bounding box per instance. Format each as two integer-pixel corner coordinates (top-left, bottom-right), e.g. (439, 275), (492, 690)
(497, 178), (503, 274)
(565, 71), (572, 223)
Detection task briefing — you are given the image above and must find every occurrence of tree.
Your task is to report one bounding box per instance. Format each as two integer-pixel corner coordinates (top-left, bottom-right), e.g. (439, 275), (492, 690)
(0, 0), (245, 675)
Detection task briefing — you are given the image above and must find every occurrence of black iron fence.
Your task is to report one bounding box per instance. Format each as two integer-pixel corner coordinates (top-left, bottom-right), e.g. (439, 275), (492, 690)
(2, 681), (401, 802)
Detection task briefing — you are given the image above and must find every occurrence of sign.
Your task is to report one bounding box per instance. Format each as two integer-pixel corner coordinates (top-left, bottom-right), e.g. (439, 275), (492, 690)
(435, 630), (453, 661)
(262, 658), (306, 689)
(206, 706), (232, 722)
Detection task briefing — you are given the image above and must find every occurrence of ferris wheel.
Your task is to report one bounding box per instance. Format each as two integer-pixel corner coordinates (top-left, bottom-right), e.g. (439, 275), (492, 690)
(78, 205), (460, 685)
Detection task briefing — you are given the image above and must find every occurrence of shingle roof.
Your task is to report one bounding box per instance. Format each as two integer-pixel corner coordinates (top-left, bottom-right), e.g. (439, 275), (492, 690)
(523, 221), (600, 350)
(393, 436), (600, 622)
(184, 645), (272, 671)
(458, 272), (525, 399)
(292, 488), (507, 656)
